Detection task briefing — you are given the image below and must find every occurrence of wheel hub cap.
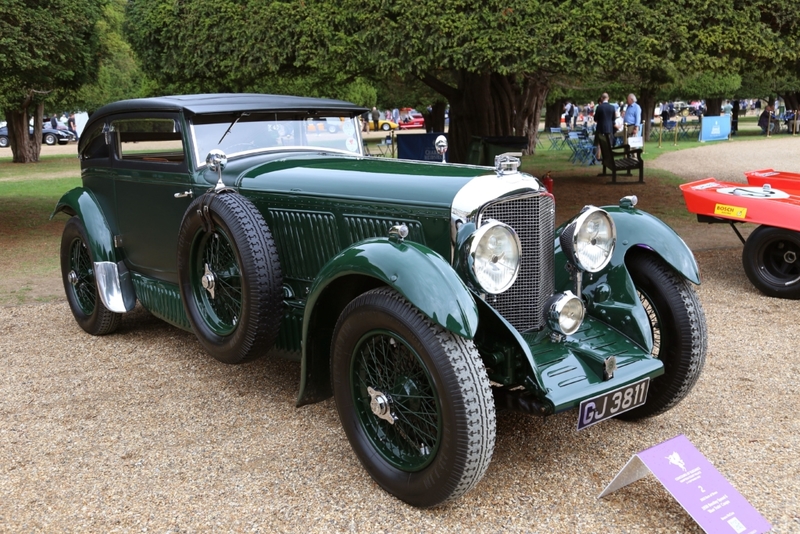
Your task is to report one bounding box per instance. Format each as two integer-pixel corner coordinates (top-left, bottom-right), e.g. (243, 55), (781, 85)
(201, 263), (216, 299)
(68, 270), (79, 286)
(367, 386), (396, 425)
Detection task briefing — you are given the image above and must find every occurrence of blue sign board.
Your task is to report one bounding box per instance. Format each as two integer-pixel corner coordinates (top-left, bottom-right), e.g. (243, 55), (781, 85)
(397, 133), (448, 162)
(699, 116), (731, 142)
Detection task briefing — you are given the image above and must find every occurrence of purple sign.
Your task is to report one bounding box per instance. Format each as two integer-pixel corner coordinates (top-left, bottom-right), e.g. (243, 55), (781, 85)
(600, 435), (771, 534)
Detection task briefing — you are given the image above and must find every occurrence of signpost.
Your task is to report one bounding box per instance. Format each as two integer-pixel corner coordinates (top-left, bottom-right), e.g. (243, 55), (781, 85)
(599, 435), (771, 534)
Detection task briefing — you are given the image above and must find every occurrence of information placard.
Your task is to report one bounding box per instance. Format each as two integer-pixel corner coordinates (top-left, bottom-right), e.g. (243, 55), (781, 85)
(699, 116), (732, 142)
(599, 435), (770, 534)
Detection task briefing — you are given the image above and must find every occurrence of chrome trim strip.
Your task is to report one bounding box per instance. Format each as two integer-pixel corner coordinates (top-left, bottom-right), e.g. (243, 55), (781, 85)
(93, 261), (130, 313)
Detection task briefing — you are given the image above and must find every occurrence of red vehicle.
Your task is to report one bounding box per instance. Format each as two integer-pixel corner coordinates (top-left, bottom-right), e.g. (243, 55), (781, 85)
(398, 111), (425, 129)
(680, 169), (800, 298)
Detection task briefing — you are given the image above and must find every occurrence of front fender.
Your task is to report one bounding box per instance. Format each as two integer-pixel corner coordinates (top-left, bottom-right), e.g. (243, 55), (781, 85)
(52, 187), (136, 312)
(297, 237), (479, 406)
(556, 206), (700, 351)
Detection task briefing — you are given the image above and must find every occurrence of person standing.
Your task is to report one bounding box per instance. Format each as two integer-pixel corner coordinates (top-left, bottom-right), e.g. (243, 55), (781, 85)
(563, 101), (575, 130)
(67, 113), (78, 141)
(623, 93), (641, 140)
(593, 93), (615, 158)
(50, 115), (58, 129)
(370, 107), (380, 131)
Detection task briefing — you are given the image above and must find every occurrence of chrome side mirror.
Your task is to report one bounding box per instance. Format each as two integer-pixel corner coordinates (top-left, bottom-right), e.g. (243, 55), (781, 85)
(206, 149), (228, 191)
(103, 123), (114, 145)
(434, 135), (448, 162)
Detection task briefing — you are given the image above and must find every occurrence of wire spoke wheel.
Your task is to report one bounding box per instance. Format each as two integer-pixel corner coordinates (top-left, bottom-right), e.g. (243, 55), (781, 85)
(617, 252), (706, 420)
(191, 227), (243, 336)
(332, 287), (495, 507)
(177, 193), (283, 364)
(351, 330), (441, 471)
(68, 237), (97, 315)
(60, 216), (121, 335)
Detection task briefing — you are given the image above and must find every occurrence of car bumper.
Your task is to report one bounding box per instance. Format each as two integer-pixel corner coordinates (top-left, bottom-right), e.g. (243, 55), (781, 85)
(520, 315), (664, 414)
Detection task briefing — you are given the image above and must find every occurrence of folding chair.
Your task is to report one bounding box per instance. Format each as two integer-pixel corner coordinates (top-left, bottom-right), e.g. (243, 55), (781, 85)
(547, 127), (565, 150)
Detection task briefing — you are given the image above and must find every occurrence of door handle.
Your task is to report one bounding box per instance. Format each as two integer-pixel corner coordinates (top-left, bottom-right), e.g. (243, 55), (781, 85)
(174, 190), (193, 199)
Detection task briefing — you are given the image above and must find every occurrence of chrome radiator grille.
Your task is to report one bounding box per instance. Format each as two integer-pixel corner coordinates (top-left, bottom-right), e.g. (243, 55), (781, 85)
(479, 193), (556, 331)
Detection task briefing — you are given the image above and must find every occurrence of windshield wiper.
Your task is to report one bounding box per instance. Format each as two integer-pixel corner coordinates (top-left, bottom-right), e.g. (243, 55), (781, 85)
(217, 112), (250, 145)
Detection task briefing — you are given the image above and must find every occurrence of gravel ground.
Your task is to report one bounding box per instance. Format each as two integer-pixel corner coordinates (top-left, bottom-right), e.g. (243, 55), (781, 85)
(2, 139), (800, 533)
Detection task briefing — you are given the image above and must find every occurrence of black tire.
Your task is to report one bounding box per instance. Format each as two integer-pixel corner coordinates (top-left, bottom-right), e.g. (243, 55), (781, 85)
(60, 216), (121, 335)
(742, 225), (800, 299)
(331, 287), (495, 507)
(177, 193), (282, 364)
(617, 252), (707, 420)
(0, 135), (8, 148)
(381, 122), (391, 131)
(44, 133), (57, 145)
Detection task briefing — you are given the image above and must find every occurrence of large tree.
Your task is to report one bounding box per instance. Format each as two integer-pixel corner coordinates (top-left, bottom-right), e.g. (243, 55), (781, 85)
(0, 0), (106, 163)
(124, 0), (788, 162)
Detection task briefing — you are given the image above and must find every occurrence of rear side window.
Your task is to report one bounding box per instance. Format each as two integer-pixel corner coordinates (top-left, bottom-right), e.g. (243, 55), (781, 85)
(112, 118), (184, 164)
(79, 123), (109, 161)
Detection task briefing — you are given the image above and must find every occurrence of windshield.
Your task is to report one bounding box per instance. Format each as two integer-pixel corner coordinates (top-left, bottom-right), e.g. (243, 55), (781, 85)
(190, 113), (362, 167)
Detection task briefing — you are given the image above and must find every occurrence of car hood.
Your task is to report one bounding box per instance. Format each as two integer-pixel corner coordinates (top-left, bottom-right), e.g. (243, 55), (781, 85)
(230, 154), (493, 207)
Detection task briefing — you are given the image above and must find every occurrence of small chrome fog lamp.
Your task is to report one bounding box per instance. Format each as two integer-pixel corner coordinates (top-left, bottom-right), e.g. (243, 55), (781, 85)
(559, 206), (616, 273)
(545, 291), (585, 336)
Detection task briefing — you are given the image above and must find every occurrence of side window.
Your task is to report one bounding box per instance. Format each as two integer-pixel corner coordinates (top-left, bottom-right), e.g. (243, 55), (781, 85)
(79, 123), (109, 161)
(112, 118), (184, 164)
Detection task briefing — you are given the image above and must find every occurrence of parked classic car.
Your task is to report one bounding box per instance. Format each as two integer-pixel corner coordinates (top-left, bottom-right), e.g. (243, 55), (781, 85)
(53, 94), (707, 508)
(398, 111), (425, 129)
(0, 125), (75, 147)
(367, 118), (398, 131)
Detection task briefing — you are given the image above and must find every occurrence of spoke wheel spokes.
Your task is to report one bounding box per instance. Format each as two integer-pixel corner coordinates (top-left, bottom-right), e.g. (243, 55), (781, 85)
(69, 238), (96, 314)
(352, 331), (441, 471)
(194, 229), (242, 335)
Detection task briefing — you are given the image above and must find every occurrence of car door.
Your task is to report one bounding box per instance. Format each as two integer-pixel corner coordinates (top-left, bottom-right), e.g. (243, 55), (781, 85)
(111, 114), (193, 284)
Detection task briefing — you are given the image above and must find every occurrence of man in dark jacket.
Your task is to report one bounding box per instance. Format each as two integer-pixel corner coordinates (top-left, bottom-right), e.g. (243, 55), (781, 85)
(593, 93), (615, 159)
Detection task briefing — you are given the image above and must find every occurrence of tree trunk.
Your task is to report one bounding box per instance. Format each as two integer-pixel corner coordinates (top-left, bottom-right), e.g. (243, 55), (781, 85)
(638, 90), (656, 139)
(427, 101), (447, 133)
(545, 99), (566, 130)
(705, 98), (722, 117)
(4, 101), (43, 164)
(515, 75), (549, 156)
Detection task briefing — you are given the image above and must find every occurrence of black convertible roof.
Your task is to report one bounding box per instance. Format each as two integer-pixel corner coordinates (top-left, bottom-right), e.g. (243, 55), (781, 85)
(87, 93), (367, 124)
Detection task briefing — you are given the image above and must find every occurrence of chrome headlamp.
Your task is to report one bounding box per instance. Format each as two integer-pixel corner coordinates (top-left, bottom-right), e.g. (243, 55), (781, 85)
(559, 207), (616, 273)
(545, 291), (585, 335)
(466, 220), (522, 294)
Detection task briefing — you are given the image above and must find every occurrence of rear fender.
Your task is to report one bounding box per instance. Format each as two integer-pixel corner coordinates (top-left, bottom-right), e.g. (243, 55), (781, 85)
(297, 238), (479, 406)
(52, 187), (136, 312)
(556, 206), (700, 351)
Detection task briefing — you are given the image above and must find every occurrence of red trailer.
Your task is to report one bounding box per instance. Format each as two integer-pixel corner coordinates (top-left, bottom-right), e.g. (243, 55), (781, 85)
(680, 169), (800, 298)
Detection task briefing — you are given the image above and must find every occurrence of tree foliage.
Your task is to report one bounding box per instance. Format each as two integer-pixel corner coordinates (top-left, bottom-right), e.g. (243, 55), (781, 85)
(0, 0), (106, 162)
(123, 0), (800, 162)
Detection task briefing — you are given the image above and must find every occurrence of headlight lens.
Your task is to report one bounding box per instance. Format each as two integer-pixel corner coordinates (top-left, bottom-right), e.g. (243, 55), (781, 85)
(560, 207), (616, 272)
(468, 220), (521, 294)
(546, 291), (585, 335)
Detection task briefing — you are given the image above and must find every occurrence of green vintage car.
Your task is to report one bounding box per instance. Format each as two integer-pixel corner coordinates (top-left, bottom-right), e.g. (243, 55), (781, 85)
(53, 94), (707, 507)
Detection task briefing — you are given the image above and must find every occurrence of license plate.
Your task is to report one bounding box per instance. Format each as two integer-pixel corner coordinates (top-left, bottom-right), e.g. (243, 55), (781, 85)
(577, 378), (650, 430)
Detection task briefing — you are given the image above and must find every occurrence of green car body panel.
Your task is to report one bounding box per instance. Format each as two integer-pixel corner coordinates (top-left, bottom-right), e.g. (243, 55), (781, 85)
(555, 205), (701, 353)
(56, 94), (703, 421)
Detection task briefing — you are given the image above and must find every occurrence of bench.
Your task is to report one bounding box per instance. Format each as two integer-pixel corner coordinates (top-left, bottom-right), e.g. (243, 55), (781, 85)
(596, 133), (644, 184)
